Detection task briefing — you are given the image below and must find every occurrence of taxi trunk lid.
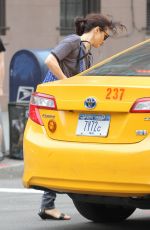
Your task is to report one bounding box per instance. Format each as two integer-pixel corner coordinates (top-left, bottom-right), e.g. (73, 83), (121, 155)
(36, 76), (150, 144)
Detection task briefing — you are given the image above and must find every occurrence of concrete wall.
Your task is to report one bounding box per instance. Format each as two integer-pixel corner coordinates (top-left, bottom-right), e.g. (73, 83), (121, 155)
(2, 0), (149, 96)
(93, 0), (147, 63)
(2, 0), (60, 97)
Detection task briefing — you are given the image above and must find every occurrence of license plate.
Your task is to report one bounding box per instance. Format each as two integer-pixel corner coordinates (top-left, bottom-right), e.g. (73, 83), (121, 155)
(76, 114), (110, 137)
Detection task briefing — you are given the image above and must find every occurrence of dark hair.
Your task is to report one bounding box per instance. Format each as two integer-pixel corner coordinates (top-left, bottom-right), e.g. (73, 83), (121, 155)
(74, 14), (126, 36)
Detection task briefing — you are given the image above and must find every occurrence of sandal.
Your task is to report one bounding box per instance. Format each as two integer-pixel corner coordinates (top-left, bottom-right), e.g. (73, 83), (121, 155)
(38, 209), (71, 220)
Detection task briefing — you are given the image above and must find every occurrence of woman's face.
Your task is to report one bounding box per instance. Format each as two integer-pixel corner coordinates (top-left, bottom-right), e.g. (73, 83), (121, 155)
(92, 27), (109, 48)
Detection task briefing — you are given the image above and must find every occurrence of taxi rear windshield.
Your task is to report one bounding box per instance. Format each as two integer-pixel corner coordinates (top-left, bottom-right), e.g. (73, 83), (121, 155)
(84, 42), (150, 76)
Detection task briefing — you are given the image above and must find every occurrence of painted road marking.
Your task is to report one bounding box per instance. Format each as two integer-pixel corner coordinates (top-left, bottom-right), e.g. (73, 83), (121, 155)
(0, 188), (43, 193)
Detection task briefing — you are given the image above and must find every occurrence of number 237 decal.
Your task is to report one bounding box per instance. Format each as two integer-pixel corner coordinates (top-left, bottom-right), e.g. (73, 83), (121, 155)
(106, 88), (125, 100)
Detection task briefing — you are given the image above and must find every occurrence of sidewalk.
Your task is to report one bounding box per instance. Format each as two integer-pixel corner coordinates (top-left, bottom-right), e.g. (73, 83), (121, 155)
(0, 156), (23, 169)
(0, 156), (24, 181)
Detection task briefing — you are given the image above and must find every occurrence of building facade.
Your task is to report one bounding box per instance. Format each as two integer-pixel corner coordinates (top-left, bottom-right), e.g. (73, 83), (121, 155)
(0, 0), (149, 97)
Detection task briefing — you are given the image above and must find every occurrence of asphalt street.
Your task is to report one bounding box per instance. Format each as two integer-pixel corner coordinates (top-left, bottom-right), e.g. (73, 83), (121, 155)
(1, 158), (150, 230)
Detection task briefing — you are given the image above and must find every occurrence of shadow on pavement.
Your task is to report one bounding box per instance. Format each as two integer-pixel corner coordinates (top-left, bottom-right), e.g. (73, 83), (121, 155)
(23, 217), (150, 230)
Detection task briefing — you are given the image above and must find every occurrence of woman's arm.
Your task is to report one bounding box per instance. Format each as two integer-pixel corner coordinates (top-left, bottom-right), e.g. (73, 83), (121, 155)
(45, 53), (67, 80)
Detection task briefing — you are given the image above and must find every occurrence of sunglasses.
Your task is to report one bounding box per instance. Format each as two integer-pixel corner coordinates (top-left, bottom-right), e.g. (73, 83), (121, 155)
(99, 27), (110, 40)
(103, 31), (110, 40)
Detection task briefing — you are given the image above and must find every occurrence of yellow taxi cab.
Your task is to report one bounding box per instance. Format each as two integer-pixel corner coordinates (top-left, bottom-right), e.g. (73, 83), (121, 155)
(23, 39), (150, 223)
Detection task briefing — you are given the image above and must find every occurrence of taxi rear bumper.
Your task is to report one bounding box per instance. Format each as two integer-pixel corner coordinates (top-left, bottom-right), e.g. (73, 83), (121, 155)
(23, 120), (150, 197)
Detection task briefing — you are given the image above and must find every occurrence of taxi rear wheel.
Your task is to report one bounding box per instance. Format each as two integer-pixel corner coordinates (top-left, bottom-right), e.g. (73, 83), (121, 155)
(73, 201), (136, 223)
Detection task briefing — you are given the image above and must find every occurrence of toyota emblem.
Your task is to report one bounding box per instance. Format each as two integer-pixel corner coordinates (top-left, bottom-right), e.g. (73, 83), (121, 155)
(84, 97), (97, 109)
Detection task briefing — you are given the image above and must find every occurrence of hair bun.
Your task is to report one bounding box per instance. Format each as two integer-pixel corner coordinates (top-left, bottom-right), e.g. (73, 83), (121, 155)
(74, 17), (86, 36)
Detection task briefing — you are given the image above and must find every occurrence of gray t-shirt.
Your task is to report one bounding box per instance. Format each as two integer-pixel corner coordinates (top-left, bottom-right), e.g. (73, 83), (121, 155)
(51, 34), (92, 78)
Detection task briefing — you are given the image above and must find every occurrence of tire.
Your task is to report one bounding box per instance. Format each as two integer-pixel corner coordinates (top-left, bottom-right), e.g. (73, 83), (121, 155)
(73, 201), (136, 223)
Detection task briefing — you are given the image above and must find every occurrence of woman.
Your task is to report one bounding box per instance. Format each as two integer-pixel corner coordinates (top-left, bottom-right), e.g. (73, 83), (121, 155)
(38, 13), (125, 221)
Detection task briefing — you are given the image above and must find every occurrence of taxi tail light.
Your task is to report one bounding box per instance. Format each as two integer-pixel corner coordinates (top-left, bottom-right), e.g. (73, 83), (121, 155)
(130, 98), (150, 113)
(29, 92), (57, 125)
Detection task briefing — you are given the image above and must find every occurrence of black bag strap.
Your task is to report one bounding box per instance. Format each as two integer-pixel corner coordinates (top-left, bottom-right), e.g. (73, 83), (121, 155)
(77, 41), (92, 62)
